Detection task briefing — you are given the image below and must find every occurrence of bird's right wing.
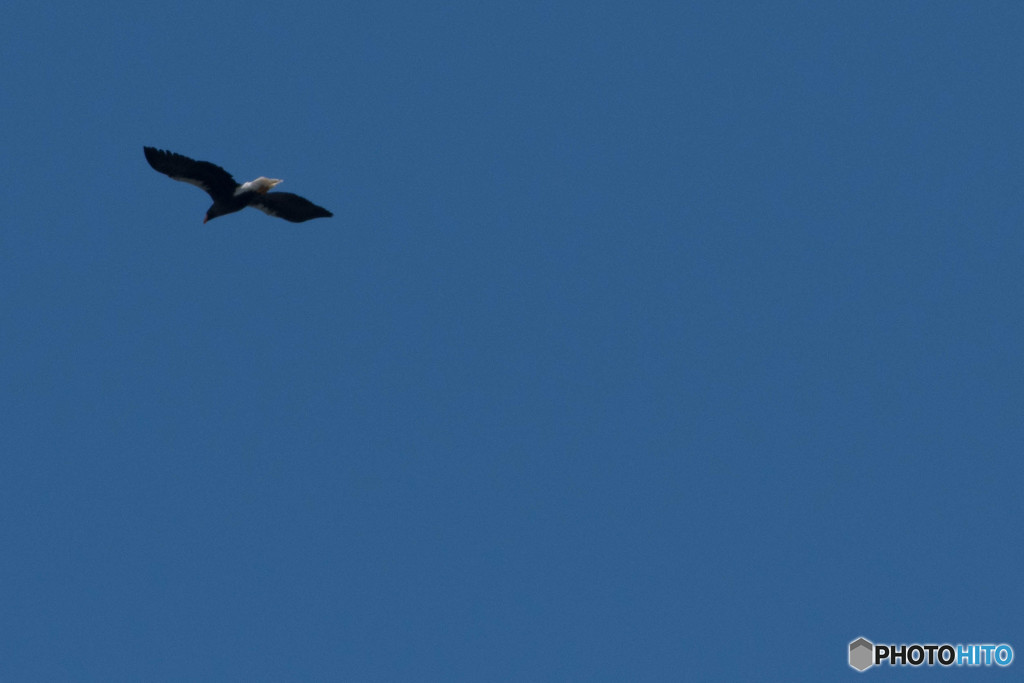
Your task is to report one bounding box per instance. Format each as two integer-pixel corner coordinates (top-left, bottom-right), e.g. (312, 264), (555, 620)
(250, 192), (333, 223)
(144, 147), (238, 200)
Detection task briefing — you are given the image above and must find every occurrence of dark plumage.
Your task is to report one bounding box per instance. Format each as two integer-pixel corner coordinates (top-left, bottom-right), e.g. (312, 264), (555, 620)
(144, 147), (333, 223)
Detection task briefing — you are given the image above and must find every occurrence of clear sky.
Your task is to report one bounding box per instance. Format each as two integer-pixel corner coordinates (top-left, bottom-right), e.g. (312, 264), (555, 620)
(1, 2), (1021, 680)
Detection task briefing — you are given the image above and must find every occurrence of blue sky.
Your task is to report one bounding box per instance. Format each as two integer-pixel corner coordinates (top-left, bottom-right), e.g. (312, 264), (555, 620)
(1, 2), (1021, 679)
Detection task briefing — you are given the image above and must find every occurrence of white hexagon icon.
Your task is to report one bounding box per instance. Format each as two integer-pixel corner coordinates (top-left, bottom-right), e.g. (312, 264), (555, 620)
(849, 637), (873, 671)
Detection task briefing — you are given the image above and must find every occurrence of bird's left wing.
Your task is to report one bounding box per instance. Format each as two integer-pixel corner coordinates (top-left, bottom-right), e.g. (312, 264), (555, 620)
(250, 192), (333, 223)
(144, 147), (238, 200)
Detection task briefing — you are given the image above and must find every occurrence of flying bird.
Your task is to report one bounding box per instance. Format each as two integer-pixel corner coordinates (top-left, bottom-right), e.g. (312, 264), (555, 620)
(144, 147), (333, 223)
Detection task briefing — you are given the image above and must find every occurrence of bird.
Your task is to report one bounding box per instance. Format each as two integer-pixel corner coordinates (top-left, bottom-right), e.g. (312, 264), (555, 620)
(143, 147), (333, 223)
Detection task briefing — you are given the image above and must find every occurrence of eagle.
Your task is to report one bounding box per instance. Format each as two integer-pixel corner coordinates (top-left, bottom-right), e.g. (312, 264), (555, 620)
(144, 147), (333, 223)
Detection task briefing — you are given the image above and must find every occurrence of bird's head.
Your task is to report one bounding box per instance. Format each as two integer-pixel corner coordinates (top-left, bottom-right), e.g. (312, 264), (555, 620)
(204, 205), (228, 224)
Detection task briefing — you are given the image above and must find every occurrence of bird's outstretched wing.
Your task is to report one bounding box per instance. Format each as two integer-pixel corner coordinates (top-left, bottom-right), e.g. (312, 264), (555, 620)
(144, 147), (237, 201)
(250, 192), (333, 223)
